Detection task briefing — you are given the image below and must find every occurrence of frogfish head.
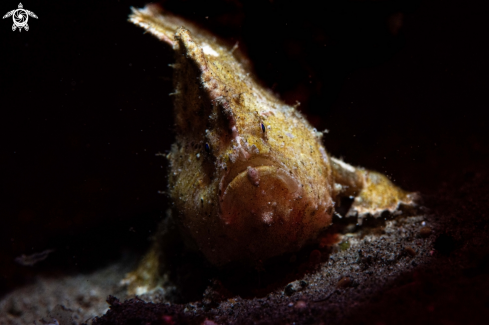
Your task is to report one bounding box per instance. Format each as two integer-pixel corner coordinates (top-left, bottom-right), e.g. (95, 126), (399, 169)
(163, 25), (335, 266)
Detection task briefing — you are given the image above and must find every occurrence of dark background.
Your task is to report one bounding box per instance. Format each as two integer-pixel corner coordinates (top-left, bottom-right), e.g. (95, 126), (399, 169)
(1, 0), (488, 302)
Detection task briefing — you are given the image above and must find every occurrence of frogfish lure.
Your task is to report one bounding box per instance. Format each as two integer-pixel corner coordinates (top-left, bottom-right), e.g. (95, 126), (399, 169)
(128, 5), (418, 274)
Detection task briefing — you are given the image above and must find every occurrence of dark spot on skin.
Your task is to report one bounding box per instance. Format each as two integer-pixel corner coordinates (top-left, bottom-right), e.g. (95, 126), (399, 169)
(261, 123), (266, 133)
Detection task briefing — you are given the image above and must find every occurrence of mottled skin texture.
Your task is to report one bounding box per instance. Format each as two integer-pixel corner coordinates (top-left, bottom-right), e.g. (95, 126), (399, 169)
(126, 5), (418, 294)
(169, 25), (334, 266)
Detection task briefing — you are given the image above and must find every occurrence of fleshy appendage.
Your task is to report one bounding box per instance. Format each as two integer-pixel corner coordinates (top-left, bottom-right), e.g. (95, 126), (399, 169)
(331, 157), (420, 224)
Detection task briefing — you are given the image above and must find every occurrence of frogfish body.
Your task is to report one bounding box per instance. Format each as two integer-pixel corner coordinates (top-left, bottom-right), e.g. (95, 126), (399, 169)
(127, 5), (418, 282)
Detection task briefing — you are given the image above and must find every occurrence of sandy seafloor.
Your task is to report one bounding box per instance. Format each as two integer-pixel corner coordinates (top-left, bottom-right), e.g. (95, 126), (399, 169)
(0, 212), (434, 324)
(0, 261), (131, 325)
(2, 171), (489, 325)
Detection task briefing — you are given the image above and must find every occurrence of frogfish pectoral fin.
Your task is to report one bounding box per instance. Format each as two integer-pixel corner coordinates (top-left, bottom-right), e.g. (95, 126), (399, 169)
(331, 157), (420, 225)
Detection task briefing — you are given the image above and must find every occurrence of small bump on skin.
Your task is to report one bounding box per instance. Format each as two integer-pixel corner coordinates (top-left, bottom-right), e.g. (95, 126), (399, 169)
(247, 166), (260, 186)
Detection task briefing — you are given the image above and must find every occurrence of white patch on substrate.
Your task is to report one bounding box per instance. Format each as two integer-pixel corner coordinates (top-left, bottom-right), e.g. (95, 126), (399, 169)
(135, 285), (149, 295)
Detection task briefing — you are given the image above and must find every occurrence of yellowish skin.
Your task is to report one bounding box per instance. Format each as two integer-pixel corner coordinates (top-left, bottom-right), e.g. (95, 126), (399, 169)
(125, 5), (418, 295)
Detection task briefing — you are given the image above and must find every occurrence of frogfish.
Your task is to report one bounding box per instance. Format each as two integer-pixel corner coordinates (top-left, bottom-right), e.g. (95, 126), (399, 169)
(124, 4), (418, 294)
